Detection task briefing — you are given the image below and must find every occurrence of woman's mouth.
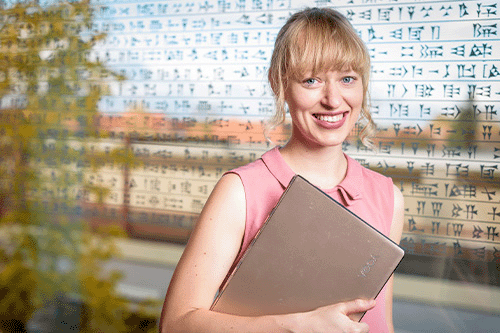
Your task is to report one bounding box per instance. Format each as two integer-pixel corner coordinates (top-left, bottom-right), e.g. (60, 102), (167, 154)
(314, 113), (344, 123)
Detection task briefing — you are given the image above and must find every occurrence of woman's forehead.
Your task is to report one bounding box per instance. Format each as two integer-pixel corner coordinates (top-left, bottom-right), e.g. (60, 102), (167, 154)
(290, 62), (361, 78)
(288, 42), (365, 72)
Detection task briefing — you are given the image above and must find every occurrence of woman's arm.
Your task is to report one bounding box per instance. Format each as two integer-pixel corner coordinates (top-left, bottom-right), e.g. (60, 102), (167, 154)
(385, 184), (406, 333)
(160, 173), (248, 331)
(160, 173), (376, 333)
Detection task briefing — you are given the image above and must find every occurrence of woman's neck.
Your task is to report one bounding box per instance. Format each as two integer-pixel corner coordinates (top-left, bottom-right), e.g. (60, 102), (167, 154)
(279, 139), (348, 189)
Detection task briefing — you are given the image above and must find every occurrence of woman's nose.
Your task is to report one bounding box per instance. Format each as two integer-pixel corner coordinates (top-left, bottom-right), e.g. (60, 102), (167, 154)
(322, 83), (343, 109)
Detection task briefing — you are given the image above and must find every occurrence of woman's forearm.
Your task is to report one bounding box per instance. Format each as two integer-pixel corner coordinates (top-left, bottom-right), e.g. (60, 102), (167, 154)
(161, 299), (375, 333)
(161, 308), (298, 333)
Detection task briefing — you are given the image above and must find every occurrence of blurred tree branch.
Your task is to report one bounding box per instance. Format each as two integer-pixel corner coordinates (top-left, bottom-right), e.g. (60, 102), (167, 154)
(0, 1), (157, 332)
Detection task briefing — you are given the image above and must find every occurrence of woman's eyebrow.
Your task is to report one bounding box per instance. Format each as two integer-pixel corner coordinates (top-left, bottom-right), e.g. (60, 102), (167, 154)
(338, 67), (356, 74)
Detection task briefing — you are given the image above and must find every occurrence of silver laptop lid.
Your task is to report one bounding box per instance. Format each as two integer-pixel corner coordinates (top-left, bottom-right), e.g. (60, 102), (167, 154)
(211, 175), (404, 319)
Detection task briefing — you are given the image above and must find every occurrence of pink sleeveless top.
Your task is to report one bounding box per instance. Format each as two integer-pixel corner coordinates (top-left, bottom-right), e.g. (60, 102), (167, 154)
(225, 146), (395, 332)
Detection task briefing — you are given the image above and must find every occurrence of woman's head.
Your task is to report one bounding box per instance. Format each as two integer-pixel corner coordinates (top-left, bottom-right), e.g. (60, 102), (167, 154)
(267, 7), (375, 147)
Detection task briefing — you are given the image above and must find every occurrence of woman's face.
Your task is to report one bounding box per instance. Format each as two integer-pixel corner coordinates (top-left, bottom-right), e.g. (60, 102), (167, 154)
(285, 69), (364, 148)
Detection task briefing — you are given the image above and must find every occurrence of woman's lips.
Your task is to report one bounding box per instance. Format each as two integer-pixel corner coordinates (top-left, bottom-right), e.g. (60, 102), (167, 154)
(314, 113), (344, 123)
(312, 112), (348, 129)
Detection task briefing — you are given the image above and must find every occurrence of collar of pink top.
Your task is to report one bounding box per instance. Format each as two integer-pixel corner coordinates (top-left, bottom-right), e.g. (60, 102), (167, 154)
(261, 146), (363, 207)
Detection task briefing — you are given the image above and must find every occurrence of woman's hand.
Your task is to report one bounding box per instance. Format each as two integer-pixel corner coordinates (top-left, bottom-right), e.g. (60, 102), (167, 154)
(289, 299), (376, 333)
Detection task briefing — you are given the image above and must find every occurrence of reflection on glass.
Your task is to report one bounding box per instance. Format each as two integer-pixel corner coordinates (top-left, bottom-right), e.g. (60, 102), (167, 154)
(0, 2), (157, 332)
(1, 0), (499, 332)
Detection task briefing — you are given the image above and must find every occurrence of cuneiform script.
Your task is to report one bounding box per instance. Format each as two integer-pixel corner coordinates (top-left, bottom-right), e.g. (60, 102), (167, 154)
(31, 0), (498, 265)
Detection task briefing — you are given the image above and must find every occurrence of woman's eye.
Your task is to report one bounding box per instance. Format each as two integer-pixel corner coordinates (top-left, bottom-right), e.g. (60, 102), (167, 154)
(303, 78), (318, 86)
(342, 76), (355, 84)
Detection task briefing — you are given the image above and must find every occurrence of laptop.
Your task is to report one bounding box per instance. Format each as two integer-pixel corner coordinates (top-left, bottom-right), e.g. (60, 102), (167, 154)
(211, 174), (404, 320)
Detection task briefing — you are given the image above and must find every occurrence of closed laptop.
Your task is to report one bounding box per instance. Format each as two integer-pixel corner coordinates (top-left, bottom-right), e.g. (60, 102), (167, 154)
(211, 174), (404, 320)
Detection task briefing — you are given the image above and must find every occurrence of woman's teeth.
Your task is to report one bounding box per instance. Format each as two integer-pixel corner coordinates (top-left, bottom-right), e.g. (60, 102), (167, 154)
(315, 114), (343, 123)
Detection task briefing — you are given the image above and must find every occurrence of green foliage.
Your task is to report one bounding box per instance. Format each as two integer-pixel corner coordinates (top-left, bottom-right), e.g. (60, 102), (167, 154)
(0, 1), (158, 331)
(446, 98), (477, 149)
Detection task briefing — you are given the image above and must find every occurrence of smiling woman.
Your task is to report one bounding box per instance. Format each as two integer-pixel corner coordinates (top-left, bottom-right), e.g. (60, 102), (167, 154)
(284, 69), (364, 148)
(161, 7), (404, 333)
(267, 7), (375, 150)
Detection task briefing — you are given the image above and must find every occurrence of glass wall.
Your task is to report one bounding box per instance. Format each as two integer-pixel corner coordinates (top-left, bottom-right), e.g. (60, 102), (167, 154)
(0, 0), (498, 332)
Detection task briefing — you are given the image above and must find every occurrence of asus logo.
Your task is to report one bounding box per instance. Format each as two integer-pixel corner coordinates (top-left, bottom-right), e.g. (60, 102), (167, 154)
(359, 254), (379, 278)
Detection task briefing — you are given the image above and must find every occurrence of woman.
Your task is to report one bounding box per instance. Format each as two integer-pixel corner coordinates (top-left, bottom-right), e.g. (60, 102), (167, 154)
(161, 7), (404, 333)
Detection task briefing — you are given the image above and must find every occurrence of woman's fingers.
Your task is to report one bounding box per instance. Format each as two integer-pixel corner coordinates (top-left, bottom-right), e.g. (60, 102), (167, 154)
(341, 299), (376, 316)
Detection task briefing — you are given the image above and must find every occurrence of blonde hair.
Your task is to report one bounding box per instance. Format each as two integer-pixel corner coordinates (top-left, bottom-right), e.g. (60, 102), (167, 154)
(267, 7), (376, 148)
